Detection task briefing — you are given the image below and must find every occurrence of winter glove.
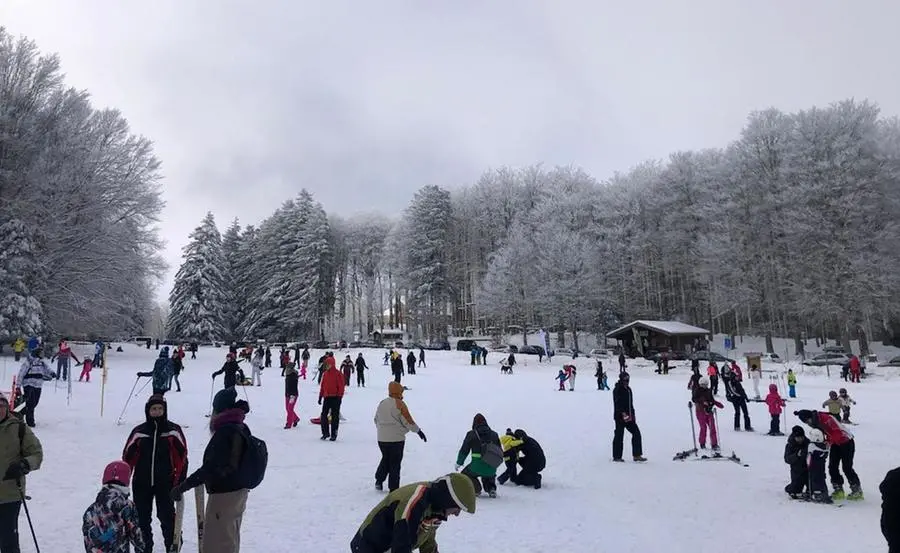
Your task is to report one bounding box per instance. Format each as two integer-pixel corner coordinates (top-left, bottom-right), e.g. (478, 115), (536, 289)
(3, 459), (30, 481)
(170, 484), (185, 502)
(417, 430), (427, 442)
(318, 397), (323, 405)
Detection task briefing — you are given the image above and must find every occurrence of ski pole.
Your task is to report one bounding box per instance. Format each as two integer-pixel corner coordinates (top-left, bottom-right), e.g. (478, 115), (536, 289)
(133, 378), (151, 398)
(206, 378), (215, 417)
(18, 483), (41, 553)
(688, 401), (697, 453)
(713, 407), (722, 449)
(116, 377), (141, 425)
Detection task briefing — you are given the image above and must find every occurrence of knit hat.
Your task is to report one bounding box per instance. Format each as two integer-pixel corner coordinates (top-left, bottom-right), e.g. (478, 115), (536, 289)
(102, 460), (131, 487)
(794, 409), (815, 424)
(212, 388), (238, 414)
(472, 413), (487, 428)
(145, 394), (167, 420)
(433, 473), (477, 514)
(790, 425), (805, 437)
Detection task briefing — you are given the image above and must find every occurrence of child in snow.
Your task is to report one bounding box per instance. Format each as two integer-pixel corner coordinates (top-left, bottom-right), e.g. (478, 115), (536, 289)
(838, 388), (856, 423)
(565, 365), (576, 391)
(284, 361), (300, 429)
(250, 348), (264, 386)
(692, 377), (724, 451)
(806, 428), (832, 503)
(555, 370), (568, 391)
(822, 391), (842, 421)
(82, 460), (146, 553)
(595, 361), (609, 390)
(784, 425), (810, 499)
(78, 357), (94, 382)
(786, 369), (797, 398)
(497, 428), (524, 485)
(765, 384), (785, 436)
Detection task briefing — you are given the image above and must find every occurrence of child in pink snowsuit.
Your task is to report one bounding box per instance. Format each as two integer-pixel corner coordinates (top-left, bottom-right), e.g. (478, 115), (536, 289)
(692, 377), (724, 450)
(78, 358), (94, 382)
(765, 383), (785, 436)
(284, 362), (300, 429)
(300, 360), (308, 380)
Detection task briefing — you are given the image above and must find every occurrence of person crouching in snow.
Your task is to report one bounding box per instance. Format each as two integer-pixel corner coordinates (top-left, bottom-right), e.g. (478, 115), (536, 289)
(284, 362), (300, 429)
(555, 369), (568, 391)
(455, 414), (503, 498)
(794, 409), (863, 501)
(350, 473), (476, 553)
(806, 428), (832, 503)
(765, 384), (785, 436)
(784, 426), (810, 499)
(374, 381), (426, 492)
(496, 429), (524, 485)
(82, 460), (146, 553)
(692, 377), (724, 452)
(838, 388), (856, 423)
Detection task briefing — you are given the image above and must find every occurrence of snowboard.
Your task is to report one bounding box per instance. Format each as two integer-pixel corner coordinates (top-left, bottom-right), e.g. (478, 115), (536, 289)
(195, 487), (206, 552)
(170, 498), (184, 552)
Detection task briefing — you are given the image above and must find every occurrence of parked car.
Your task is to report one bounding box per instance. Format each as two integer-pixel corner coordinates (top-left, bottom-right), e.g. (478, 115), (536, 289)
(761, 353), (783, 362)
(456, 339), (476, 351)
(690, 351), (735, 364)
(823, 345), (847, 354)
(555, 347), (575, 357)
(802, 353), (851, 366)
(587, 349), (613, 358)
(646, 349), (688, 363)
(518, 345), (546, 356)
(879, 355), (900, 367)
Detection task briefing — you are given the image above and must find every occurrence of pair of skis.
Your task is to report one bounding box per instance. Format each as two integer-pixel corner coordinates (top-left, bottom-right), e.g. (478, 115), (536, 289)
(168, 487), (205, 552)
(672, 402), (748, 467)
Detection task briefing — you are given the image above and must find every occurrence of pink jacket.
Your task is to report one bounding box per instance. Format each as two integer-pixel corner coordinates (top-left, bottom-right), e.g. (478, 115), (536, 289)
(765, 384), (785, 415)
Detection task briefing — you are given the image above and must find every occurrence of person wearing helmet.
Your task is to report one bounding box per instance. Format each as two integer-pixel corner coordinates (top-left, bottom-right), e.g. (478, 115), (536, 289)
(794, 409), (862, 500)
(806, 428), (832, 503)
(0, 392), (44, 553)
(82, 461), (146, 553)
(350, 473), (476, 553)
(692, 376), (724, 451)
(822, 391), (842, 421)
(783, 426), (810, 499)
(837, 388), (856, 424)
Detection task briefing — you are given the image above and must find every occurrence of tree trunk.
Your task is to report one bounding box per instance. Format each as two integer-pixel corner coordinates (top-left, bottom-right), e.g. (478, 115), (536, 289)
(557, 325), (565, 348)
(572, 322), (580, 353)
(840, 321), (852, 354)
(857, 326), (870, 357)
(793, 333), (805, 359)
(764, 331), (774, 354)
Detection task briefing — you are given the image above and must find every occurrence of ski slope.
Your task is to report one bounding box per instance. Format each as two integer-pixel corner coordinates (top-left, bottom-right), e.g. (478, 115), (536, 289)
(0, 344), (891, 552)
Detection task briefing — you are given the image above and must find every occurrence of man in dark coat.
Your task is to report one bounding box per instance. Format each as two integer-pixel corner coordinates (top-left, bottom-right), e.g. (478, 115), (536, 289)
(612, 372), (646, 462)
(212, 353), (245, 389)
(510, 429), (545, 489)
(355, 353), (368, 387)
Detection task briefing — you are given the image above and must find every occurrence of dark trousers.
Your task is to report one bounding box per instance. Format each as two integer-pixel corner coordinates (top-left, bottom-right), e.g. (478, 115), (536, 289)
(710, 375), (719, 395)
(785, 464), (809, 495)
(0, 501), (21, 553)
(769, 413), (781, 434)
(320, 397), (342, 438)
(612, 419), (643, 459)
(809, 454), (828, 497)
(514, 459), (544, 487)
(57, 357), (69, 380)
(730, 399), (751, 429)
(829, 439), (860, 489)
(407, 363), (416, 375)
(13, 352), (20, 362)
(461, 466), (496, 494)
(375, 441), (405, 491)
(393, 372), (402, 383)
(497, 457), (518, 484)
(133, 484), (176, 550)
(356, 370), (365, 387)
(350, 532), (378, 553)
(21, 387), (42, 427)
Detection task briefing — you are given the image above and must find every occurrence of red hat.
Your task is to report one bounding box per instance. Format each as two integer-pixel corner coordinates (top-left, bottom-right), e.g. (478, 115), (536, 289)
(103, 460), (131, 486)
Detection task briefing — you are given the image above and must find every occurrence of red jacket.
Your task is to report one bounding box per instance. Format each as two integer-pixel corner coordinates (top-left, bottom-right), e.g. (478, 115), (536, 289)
(849, 355), (860, 373)
(816, 411), (852, 445)
(765, 384), (784, 415)
(319, 358), (345, 399)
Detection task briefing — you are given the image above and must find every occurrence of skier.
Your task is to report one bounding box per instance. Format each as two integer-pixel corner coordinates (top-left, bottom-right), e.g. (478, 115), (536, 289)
(786, 369), (797, 398)
(15, 347), (56, 427)
(612, 372), (646, 462)
(838, 388), (856, 423)
(822, 391), (842, 421)
(171, 347), (184, 392)
(341, 355), (354, 386)
(749, 364), (762, 400)
(555, 369), (568, 391)
(784, 425), (809, 499)
(418, 347), (426, 368)
(350, 473), (476, 553)
(78, 357), (95, 383)
(406, 351), (416, 375)
(137, 347), (172, 396)
(807, 428), (833, 503)
(0, 391), (44, 553)
(848, 354), (861, 383)
(354, 353), (368, 387)
(722, 365), (753, 431)
(211, 352), (245, 389)
(765, 383), (785, 436)
(509, 429), (546, 488)
(284, 362), (300, 429)
(794, 409), (863, 500)
(455, 414), (503, 498)
(170, 389), (254, 553)
(52, 337), (79, 381)
(881, 467), (900, 553)
(374, 381), (426, 492)
(692, 377), (724, 451)
(318, 356), (346, 441)
(122, 395), (188, 552)
(82, 460), (146, 553)
(250, 348), (264, 386)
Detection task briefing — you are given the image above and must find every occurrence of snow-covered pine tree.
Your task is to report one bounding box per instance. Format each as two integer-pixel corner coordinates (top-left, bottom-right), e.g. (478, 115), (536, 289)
(221, 219), (243, 342)
(232, 225), (260, 341)
(0, 219), (43, 340)
(166, 213), (228, 342)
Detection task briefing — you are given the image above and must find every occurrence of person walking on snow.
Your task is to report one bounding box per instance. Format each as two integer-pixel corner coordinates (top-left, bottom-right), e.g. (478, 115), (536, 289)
(595, 361), (609, 390)
(318, 356), (346, 441)
(692, 377), (724, 451)
(171, 347), (184, 392)
(300, 347), (310, 379)
(765, 383), (785, 436)
(52, 338), (79, 381)
(0, 392), (44, 553)
(418, 347), (426, 368)
(722, 365), (753, 431)
(250, 348), (264, 386)
(612, 372), (646, 462)
(707, 362), (720, 395)
(212, 353), (245, 389)
(264, 346), (271, 369)
(565, 365), (576, 391)
(284, 362), (300, 429)
(406, 351), (417, 375)
(787, 369), (797, 398)
(122, 394), (188, 552)
(455, 414), (503, 498)
(137, 347), (172, 396)
(341, 356), (354, 386)
(848, 354), (862, 383)
(374, 381), (426, 492)
(78, 357), (95, 383)
(794, 409), (863, 500)
(15, 347), (56, 427)
(355, 354), (368, 387)
(82, 460), (146, 553)
(391, 352), (405, 384)
(555, 370), (568, 391)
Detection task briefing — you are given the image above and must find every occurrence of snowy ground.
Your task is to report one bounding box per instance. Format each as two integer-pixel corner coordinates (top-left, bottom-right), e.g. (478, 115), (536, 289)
(0, 344), (892, 552)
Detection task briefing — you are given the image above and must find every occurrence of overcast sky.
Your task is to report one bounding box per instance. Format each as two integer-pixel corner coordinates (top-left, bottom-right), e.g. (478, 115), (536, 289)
(3, 1), (899, 301)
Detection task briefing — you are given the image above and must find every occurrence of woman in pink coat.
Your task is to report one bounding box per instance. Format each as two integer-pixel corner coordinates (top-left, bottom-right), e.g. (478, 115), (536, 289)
(692, 377), (724, 451)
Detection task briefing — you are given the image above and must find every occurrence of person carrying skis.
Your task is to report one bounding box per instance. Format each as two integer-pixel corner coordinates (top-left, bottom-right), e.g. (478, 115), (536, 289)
(122, 394), (188, 552)
(612, 372), (646, 462)
(52, 337), (79, 381)
(350, 473), (476, 553)
(838, 388), (856, 423)
(406, 351), (417, 375)
(250, 348), (264, 386)
(794, 409), (863, 500)
(0, 392), (44, 553)
(212, 352), (245, 389)
(765, 383), (785, 436)
(341, 355), (354, 386)
(455, 414), (502, 498)
(318, 356), (346, 441)
(137, 347), (172, 396)
(783, 425), (809, 499)
(786, 369), (797, 398)
(722, 365), (753, 431)
(355, 353), (368, 387)
(692, 377), (724, 451)
(881, 467), (900, 553)
(374, 381), (426, 492)
(284, 362), (300, 429)
(82, 460), (146, 553)
(15, 347), (56, 427)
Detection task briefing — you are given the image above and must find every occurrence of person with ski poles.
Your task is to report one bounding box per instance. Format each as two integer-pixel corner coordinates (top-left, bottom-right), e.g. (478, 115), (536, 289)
(51, 337), (79, 381)
(212, 352), (245, 389)
(15, 347), (56, 428)
(137, 347), (173, 396)
(0, 391), (44, 553)
(692, 377), (724, 451)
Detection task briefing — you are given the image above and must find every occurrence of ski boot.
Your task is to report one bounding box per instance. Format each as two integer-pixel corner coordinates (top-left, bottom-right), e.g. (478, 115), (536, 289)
(789, 492), (810, 501)
(745, 426), (754, 432)
(612, 458), (625, 462)
(633, 455), (647, 462)
(375, 481), (383, 492)
(488, 490), (497, 498)
(847, 485), (864, 501)
(831, 486), (845, 501)
(534, 474), (542, 489)
(811, 491), (834, 504)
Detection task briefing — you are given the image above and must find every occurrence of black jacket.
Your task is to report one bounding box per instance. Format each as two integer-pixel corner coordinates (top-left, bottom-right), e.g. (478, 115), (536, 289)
(355, 357), (367, 372)
(518, 436), (546, 471)
(182, 422), (248, 494)
(723, 375), (748, 402)
(123, 412), (188, 490)
(285, 372), (299, 397)
(881, 467), (900, 550)
(391, 357), (404, 375)
(171, 356), (183, 376)
(213, 360), (243, 388)
(613, 382), (635, 421)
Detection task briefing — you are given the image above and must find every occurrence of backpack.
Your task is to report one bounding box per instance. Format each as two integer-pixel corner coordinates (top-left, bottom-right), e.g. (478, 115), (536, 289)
(237, 426), (268, 489)
(479, 436), (504, 469)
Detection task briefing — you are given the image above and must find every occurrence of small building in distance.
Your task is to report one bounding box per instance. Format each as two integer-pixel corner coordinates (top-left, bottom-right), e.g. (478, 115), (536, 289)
(607, 320), (710, 357)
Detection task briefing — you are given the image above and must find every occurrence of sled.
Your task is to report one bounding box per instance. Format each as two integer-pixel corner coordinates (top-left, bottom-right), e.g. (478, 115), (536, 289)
(310, 415), (348, 425)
